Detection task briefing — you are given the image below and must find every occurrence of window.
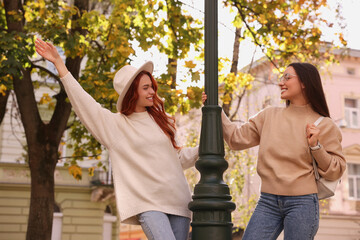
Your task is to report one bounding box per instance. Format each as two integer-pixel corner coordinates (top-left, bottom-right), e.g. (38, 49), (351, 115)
(344, 98), (359, 128)
(346, 67), (356, 75)
(348, 163), (360, 200)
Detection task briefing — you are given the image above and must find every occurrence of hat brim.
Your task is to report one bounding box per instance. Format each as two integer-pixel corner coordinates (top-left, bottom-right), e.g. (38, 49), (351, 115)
(116, 61), (154, 112)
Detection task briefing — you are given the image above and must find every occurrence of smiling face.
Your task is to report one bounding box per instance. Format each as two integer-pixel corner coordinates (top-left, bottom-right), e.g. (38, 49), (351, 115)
(135, 74), (155, 112)
(278, 66), (308, 105)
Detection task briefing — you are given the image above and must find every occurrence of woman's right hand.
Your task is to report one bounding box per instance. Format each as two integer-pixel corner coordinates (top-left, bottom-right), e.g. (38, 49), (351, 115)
(35, 38), (61, 64)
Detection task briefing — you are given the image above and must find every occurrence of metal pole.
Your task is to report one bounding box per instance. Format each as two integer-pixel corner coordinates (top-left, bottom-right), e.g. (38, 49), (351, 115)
(188, 0), (236, 239)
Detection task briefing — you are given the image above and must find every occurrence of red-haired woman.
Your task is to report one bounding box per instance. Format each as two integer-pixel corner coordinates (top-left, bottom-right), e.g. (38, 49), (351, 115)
(35, 39), (198, 240)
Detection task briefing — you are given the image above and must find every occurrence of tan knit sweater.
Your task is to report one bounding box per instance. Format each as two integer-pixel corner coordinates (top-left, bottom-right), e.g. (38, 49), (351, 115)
(61, 72), (199, 224)
(222, 104), (346, 196)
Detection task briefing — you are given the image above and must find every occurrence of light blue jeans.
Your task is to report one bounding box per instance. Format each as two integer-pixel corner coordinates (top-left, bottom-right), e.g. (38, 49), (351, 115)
(243, 192), (319, 240)
(137, 211), (190, 240)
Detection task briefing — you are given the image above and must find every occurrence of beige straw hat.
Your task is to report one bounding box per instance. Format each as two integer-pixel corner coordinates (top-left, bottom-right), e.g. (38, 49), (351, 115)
(113, 61), (154, 112)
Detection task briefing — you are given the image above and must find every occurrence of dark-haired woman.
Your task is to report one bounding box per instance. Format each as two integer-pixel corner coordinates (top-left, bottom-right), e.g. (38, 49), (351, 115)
(35, 39), (198, 240)
(203, 63), (346, 240)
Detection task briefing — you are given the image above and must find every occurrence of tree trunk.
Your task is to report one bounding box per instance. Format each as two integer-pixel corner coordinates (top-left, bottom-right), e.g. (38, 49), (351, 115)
(165, 0), (179, 90)
(222, 27), (241, 117)
(26, 145), (57, 240)
(168, 58), (177, 89)
(2, 0), (22, 124)
(4, 0), (88, 239)
(0, 90), (10, 124)
(12, 66), (58, 240)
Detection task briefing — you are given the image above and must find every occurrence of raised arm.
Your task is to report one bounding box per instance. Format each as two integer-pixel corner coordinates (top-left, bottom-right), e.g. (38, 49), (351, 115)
(35, 39), (118, 148)
(202, 92), (261, 150)
(35, 38), (69, 78)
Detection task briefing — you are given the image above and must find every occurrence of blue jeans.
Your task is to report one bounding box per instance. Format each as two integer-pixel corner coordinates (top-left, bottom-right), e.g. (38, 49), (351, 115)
(137, 211), (190, 240)
(243, 193), (319, 240)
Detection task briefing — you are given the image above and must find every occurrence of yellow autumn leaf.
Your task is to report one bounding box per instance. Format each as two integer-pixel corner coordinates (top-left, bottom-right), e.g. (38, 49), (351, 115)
(294, 4), (300, 14)
(24, 11), (33, 22)
(312, 28), (321, 37)
(279, 42), (286, 51)
(259, 14), (268, 24)
(0, 85), (7, 96)
(283, 31), (291, 38)
(184, 60), (196, 69)
(39, 93), (52, 105)
(68, 165), (82, 180)
(7, 11), (17, 16)
(222, 93), (232, 105)
(187, 88), (194, 99)
(39, 0), (45, 8)
(88, 167), (95, 176)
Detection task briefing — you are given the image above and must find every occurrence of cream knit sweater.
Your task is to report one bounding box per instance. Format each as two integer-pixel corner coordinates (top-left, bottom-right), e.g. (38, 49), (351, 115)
(222, 104), (346, 196)
(61, 72), (199, 224)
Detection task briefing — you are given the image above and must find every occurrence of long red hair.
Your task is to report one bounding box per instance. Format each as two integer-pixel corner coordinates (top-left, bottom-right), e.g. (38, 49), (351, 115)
(121, 71), (179, 149)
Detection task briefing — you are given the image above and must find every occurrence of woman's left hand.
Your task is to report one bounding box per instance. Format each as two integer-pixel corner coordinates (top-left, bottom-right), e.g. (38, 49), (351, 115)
(306, 123), (320, 147)
(35, 38), (61, 64)
(202, 92), (207, 105)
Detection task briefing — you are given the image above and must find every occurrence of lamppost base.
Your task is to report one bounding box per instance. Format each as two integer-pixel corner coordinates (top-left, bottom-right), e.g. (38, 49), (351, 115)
(188, 105), (236, 240)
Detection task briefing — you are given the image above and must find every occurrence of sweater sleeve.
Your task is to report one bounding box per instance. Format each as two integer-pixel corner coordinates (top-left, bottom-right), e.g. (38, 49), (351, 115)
(311, 118), (346, 181)
(178, 146), (199, 170)
(60, 72), (118, 148)
(221, 109), (264, 150)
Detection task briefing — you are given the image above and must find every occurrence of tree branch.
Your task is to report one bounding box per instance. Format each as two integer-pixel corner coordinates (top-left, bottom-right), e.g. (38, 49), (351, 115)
(233, 2), (279, 70)
(230, 89), (247, 121)
(31, 62), (61, 82)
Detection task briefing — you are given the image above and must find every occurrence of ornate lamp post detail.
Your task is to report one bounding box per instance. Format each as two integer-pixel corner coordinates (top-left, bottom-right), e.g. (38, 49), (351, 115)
(188, 0), (236, 239)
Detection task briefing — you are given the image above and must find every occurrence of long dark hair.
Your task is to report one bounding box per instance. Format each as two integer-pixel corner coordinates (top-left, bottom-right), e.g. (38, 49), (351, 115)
(121, 71), (180, 149)
(287, 63), (330, 118)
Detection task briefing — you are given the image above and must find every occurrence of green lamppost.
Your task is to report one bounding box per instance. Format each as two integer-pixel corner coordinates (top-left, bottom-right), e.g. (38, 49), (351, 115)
(188, 0), (236, 239)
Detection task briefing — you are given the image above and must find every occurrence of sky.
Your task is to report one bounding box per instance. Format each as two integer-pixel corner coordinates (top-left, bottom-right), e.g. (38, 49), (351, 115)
(216, 0), (360, 69)
(131, 0), (360, 88)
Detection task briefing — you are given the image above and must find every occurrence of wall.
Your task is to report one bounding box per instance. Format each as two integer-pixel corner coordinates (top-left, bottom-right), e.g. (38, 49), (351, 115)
(0, 163), (117, 240)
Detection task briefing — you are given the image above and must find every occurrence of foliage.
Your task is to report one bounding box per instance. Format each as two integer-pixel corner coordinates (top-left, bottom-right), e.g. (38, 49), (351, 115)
(0, 6), (33, 93)
(219, 0), (347, 119)
(225, 0), (346, 68)
(0, 0), (203, 179)
(219, 57), (254, 106)
(223, 145), (257, 227)
(126, 0), (203, 89)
